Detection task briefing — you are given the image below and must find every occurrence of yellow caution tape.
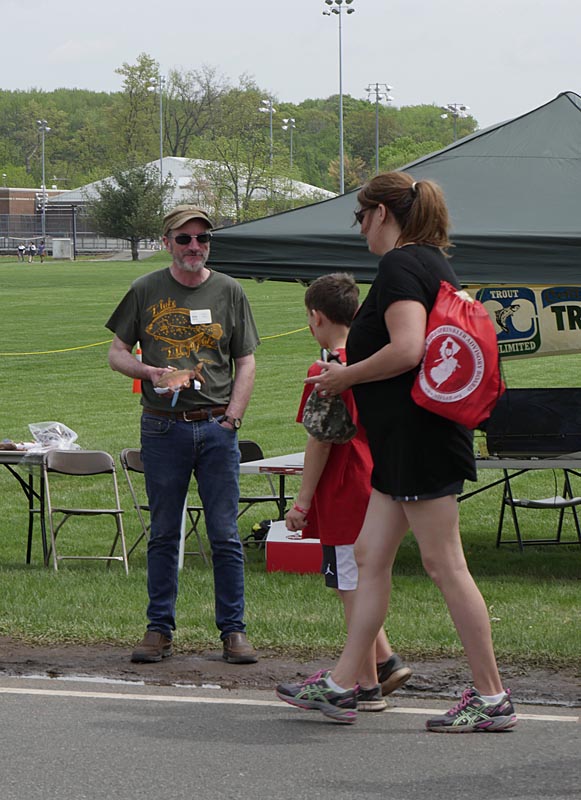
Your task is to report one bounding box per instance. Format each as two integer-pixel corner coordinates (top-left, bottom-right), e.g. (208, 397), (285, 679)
(0, 340), (113, 356)
(0, 327), (310, 356)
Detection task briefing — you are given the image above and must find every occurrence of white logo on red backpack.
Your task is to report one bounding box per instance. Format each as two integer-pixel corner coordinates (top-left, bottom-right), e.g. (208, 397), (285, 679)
(417, 324), (485, 404)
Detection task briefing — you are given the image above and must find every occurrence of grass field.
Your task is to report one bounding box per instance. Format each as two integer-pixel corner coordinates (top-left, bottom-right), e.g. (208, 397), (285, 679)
(0, 255), (579, 667)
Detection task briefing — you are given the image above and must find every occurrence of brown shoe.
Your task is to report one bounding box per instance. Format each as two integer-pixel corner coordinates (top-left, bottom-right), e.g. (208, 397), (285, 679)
(222, 631), (258, 664)
(131, 631), (173, 663)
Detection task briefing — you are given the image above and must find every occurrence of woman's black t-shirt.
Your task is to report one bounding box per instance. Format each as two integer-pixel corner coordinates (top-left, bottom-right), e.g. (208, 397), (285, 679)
(346, 244), (476, 496)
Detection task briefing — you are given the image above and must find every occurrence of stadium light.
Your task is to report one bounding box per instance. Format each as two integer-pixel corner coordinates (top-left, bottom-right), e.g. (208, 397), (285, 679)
(259, 99), (277, 166)
(148, 75), (166, 184)
(37, 119), (51, 239)
(281, 118), (296, 168)
(323, 0), (356, 194)
(365, 83), (394, 174)
(440, 103), (470, 141)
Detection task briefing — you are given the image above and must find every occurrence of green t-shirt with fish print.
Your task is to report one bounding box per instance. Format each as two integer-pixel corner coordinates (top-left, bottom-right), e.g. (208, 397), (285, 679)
(106, 267), (260, 411)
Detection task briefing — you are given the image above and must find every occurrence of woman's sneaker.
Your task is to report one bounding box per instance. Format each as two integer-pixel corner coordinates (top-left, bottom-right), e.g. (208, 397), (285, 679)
(376, 654), (412, 696)
(275, 670), (357, 724)
(426, 688), (517, 733)
(356, 684), (388, 712)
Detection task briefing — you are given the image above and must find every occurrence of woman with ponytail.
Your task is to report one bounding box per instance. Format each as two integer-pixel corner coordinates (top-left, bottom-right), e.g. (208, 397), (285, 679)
(276, 172), (517, 733)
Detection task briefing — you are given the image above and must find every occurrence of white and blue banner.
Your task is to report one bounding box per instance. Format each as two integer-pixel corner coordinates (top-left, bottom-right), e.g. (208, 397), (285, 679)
(469, 286), (581, 359)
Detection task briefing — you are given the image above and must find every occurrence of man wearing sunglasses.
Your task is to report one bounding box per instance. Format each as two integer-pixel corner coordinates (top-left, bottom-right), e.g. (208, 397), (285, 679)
(106, 204), (260, 667)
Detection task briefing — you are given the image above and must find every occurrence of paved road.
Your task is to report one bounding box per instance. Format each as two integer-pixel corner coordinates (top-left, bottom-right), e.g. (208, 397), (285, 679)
(0, 676), (578, 800)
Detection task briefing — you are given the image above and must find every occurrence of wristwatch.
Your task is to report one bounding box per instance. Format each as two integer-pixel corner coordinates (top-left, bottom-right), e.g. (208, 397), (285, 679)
(223, 415), (242, 430)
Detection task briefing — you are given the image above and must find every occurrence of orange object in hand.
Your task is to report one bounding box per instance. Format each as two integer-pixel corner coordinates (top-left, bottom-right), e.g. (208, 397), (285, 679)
(132, 345), (143, 394)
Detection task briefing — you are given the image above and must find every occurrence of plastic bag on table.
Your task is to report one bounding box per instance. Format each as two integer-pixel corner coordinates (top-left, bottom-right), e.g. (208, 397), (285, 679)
(26, 421), (81, 453)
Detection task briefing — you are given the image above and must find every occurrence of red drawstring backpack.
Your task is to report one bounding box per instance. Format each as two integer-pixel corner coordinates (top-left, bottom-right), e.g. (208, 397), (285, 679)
(411, 281), (505, 429)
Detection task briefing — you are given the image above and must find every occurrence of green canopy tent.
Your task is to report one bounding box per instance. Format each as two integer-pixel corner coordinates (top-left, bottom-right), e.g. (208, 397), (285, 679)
(210, 91), (581, 285)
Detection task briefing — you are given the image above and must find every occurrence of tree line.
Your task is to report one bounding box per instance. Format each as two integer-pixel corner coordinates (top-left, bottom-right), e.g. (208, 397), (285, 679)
(0, 52), (477, 223)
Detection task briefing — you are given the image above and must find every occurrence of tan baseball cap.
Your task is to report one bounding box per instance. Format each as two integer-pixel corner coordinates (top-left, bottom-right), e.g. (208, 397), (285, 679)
(162, 205), (213, 236)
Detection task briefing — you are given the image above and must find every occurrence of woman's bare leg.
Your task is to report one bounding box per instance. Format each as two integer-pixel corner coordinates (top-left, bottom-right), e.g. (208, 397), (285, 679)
(332, 490), (409, 688)
(339, 588), (392, 687)
(402, 495), (503, 695)
(374, 627), (393, 664)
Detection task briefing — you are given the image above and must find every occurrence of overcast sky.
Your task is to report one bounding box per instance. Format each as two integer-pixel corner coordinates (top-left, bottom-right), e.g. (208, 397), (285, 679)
(2, 0), (580, 130)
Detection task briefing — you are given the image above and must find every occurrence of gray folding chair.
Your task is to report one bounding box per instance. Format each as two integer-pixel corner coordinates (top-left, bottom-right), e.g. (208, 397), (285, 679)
(43, 449), (129, 573)
(497, 468), (581, 550)
(119, 447), (208, 564)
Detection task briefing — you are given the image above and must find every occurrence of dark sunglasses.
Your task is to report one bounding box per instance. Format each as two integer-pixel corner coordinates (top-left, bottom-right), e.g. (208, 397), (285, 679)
(173, 232), (212, 245)
(354, 206), (376, 225)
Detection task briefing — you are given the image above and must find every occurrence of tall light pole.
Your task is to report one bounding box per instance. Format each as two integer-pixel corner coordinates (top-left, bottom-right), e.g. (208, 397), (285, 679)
(282, 117), (297, 204)
(281, 118), (296, 169)
(441, 102), (470, 142)
(259, 99), (277, 166)
(148, 75), (165, 185)
(365, 82), (394, 175)
(323, 0), (355, 195)
(36, 119), (51, 239)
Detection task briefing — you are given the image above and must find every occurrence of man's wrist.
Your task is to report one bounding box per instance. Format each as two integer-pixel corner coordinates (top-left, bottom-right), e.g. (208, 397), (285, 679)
(222, 415), (242, 430)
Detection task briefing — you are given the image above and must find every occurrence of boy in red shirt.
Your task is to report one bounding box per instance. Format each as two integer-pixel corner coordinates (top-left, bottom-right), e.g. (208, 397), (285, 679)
(283, 273), (411, 713)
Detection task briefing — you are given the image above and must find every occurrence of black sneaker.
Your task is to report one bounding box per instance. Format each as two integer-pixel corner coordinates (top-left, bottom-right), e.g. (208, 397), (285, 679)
(426, 687), (517, 733)
(356, 683), (388, 712)
(276, 669), (357, 724)
(376, 654), (412, 696)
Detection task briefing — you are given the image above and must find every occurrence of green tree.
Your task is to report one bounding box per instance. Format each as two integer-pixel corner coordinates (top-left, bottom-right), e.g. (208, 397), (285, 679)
(0, 92), (36, 169)
(0, 83), (482, 205)
(0, 162), (33, 188)
(344, 105), (402, 172)
(0, 91), (63, 178)
(378, 136), (445, 171)
(0, 88), (118, 190)
(86, 163), (172, 260)
(285, 102), (340, 190)
(67, 111), (114, 181)
(164, 65), (227, 157)
(328, 153), (368, 191)
(396, 104), (476, 145)
(113, 53), (160, 163)
(199, 78), (273, 221)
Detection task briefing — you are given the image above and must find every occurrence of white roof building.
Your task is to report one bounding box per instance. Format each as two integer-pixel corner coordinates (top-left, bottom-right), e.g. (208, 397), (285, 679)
(48, 157), (336, 212)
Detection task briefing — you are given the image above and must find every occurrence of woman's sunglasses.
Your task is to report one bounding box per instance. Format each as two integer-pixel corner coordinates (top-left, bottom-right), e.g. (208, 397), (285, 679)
(354, 205), (380, 225)
(173, 232), (212, 245)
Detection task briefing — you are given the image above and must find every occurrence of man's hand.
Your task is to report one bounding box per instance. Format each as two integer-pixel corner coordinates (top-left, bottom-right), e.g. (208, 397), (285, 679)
(153, 367), (204, 394)
(147, 366), (176, 395)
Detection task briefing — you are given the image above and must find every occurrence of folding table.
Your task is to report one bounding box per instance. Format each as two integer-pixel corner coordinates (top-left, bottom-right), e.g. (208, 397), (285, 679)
(0, 450), (47, 563)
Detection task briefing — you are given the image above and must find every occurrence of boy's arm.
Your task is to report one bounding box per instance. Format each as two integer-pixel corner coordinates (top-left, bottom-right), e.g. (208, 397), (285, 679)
(285, 435), (332, 532)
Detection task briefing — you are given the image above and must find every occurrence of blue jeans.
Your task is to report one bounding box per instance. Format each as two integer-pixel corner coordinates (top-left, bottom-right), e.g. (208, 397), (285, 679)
(140, 412), (245, 640)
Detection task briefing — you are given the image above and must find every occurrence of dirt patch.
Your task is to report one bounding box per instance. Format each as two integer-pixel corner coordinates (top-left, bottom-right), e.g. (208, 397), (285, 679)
(0, 637), (578, 707)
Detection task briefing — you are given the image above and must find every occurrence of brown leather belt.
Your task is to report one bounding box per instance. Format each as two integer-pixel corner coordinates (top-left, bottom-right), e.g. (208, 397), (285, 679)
(143, 406), (227, 422)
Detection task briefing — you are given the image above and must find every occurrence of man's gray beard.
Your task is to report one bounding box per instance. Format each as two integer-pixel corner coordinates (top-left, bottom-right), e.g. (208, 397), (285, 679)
(176, 252), (208, 272)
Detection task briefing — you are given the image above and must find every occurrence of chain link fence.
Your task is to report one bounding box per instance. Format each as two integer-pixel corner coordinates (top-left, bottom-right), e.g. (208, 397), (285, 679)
(0, 213), (158, 256)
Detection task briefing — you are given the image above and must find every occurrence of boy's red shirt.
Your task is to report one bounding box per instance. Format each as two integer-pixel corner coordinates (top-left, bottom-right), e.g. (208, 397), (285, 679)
(296, 348), (373, 545)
